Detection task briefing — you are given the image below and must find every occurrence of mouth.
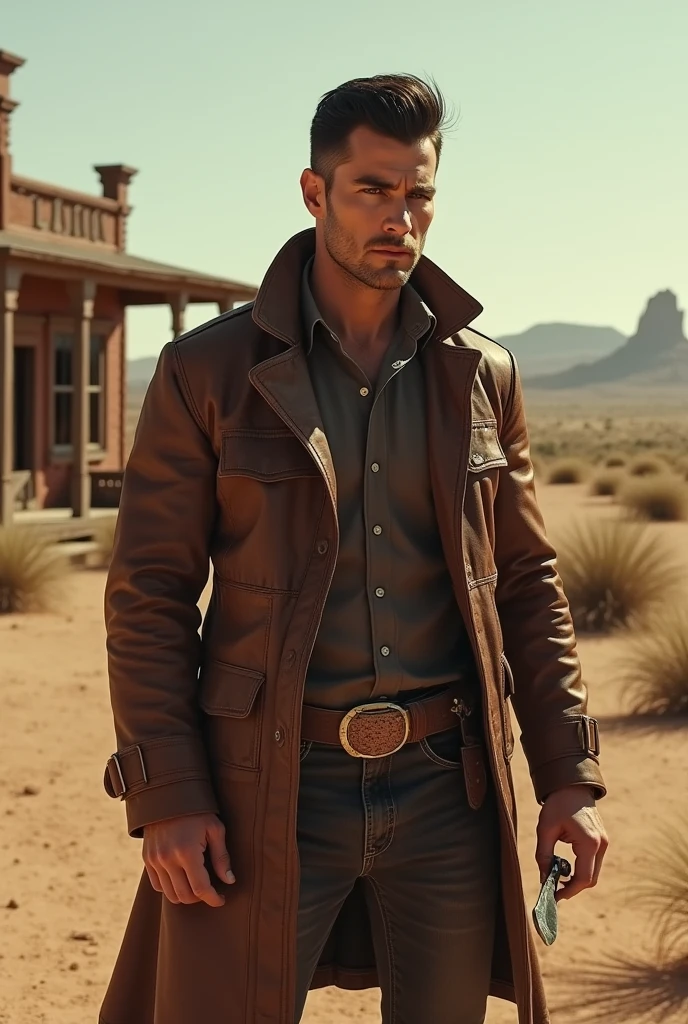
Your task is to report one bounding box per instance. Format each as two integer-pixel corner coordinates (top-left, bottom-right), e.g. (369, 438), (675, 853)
(368, 248), (414, 259)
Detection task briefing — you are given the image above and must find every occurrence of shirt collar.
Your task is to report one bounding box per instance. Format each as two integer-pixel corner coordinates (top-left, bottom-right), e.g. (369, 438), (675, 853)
(300, 255), (436, 355)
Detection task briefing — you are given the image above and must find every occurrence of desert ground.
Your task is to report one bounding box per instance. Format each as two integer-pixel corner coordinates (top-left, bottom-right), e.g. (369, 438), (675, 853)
(1, 393), (687, 1024)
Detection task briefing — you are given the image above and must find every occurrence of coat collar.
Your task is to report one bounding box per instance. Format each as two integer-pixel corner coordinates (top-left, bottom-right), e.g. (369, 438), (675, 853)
(252, 228), (484, 347)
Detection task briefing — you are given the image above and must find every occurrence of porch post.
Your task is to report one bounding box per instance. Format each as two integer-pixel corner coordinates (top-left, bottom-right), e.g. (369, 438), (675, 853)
(70, 279), (96, 518)
(0, 265), (20, 527)
(169, 292), (189, 339)
(218, 295), (234, 315)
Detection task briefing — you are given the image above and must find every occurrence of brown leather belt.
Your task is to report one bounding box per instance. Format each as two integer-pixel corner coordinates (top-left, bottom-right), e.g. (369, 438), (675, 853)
(301, 687), (474, 759)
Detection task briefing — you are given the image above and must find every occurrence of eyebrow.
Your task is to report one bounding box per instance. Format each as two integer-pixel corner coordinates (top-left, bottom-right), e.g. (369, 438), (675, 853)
(351, 175), (437, 198)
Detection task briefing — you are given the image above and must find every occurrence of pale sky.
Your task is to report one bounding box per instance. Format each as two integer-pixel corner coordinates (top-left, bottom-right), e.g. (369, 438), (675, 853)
(4, 0), (687, 358)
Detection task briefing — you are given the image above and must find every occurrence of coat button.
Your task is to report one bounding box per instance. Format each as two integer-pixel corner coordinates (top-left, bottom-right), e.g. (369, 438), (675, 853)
(284, 649), (296, 667)
(316, 539), (329, 555)
(380, 646), (390, 657)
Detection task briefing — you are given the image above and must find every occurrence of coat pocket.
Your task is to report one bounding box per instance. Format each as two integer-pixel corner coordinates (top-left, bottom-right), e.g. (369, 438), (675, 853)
(219, 430), (320, 481)
(467, 421), (508, 473)
(200, 660), (266, 770)
(500, 652), (515, 761)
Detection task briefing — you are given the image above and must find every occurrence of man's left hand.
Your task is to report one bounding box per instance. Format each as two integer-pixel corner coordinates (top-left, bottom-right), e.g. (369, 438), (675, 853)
(536, 786), (609, 902)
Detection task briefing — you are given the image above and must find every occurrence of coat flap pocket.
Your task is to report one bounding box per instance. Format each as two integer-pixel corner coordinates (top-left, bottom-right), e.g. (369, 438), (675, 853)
(220, 430), (320, 481)
(468, 421), (508, 472)
(199, 661), (265, 717)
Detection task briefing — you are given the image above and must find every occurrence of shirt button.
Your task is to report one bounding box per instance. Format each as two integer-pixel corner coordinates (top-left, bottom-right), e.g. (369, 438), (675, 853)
(371, 462), (380, 473)
(372, 525), (382, 536)
(471, 453), (485, 466)
(375, 587), (385, 598)
(380, 646), (391, 657)
(391, 359), (405, 369)
(359, 387), (369, 397)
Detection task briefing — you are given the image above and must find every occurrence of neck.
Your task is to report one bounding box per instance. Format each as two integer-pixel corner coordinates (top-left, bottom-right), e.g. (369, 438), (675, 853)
(310, 244), (402, 352)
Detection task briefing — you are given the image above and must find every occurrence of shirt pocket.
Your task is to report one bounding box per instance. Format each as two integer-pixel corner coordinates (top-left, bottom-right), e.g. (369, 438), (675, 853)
(219, 429), (320, 481)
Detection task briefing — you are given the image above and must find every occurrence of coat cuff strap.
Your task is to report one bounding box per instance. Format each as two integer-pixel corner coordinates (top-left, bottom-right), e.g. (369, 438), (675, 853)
(104, 735), (210, 799)
(521, 715), (601, 771)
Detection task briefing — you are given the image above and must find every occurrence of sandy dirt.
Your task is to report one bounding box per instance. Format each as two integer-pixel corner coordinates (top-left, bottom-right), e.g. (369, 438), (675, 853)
(1, 483), (687, 1023)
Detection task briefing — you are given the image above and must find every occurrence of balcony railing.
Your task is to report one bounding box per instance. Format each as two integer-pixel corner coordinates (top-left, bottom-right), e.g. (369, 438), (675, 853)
(10, 175), (121, 249)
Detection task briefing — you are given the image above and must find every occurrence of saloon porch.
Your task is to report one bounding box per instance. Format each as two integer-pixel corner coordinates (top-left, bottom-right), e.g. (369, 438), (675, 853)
(0, 48), (257, 529)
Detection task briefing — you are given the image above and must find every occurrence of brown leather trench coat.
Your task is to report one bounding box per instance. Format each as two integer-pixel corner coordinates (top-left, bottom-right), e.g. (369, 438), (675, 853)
(100, 229), (605, 1024)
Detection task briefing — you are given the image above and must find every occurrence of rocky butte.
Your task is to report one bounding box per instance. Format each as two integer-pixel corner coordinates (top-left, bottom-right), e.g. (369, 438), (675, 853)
(525, 290), (688, 388)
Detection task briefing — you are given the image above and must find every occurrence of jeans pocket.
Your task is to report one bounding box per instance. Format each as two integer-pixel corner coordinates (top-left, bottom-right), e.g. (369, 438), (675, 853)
(420, 728), (463, 769)
(299, 740), (313, 762)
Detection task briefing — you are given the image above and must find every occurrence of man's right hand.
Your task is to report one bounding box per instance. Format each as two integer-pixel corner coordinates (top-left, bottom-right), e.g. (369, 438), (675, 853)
(143, 813), (234, 908)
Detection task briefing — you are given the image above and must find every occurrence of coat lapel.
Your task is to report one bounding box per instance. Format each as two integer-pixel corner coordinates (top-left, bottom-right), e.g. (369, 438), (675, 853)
(249, 347), (338, 509)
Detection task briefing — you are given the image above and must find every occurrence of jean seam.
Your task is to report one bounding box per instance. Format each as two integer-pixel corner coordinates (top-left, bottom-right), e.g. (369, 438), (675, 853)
(361, 759), (374, 875)
(368, 878), (398, 1024)
(375, 754), (396, 858)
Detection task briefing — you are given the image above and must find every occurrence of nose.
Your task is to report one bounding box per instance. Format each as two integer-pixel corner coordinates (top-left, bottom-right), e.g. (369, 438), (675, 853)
(383, 204), (413, 236)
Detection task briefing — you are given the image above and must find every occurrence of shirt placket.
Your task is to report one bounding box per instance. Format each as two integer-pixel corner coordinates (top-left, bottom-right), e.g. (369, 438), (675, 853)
(364, 344), (416, 701)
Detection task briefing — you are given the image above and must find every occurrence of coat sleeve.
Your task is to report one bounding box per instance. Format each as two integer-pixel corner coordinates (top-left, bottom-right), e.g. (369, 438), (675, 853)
(493, 351), (606, 805)
(103, 340), (220, 837)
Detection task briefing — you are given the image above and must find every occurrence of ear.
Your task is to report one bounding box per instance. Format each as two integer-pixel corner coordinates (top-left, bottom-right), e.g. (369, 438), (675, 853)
(300, 168), (326, 220)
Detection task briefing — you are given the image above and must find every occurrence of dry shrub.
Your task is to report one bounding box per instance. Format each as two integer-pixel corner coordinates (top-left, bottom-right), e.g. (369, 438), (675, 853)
(604, 453), (627, 468)
(0, 526), (67, 614)
(620, 475), (688, 522)
(552, 819), (688, 1023)
(636, 819), (688, 955)
(556, 519), (681, 633)
(622, 612), (688, 715)
(675, 455), (688, 481)
(546, 458), (589, 485)
(589, 469), (626, 497)
(629, 455), (667, 477)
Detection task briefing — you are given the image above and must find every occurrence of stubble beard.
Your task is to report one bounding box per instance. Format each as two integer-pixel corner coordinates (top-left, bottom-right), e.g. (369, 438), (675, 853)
(323, 208), (424, 292)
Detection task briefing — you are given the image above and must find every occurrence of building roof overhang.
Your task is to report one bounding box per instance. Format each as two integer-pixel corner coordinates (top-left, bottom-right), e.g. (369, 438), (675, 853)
(0, 228), (257, 305)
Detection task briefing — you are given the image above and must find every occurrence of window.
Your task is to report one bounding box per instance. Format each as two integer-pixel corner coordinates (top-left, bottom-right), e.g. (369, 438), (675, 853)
(52, 331), (106, 450)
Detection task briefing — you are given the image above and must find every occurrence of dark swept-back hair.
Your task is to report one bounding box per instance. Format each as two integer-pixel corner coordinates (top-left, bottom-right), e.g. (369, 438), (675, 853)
(310, 74), (451, 187)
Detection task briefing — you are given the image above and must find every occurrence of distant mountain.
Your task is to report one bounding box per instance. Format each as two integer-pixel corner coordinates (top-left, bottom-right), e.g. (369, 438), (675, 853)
(525, 290), (688, 389)
(493, 323), (625, 377)
(128, 356), (158, 389)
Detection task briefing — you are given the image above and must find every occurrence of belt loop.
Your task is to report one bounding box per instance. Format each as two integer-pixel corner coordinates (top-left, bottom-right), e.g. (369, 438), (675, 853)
(412, 701), (427, 743)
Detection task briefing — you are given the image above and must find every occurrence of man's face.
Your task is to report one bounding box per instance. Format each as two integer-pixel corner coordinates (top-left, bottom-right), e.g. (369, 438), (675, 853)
(304, 126), (437, 290)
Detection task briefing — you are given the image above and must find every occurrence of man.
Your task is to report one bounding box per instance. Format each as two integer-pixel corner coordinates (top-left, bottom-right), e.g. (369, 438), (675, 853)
(101, 75), (608, 1024)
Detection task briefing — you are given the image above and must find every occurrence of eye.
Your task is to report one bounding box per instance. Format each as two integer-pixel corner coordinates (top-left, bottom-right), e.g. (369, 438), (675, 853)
(361, 187), (383, 195)
(409, 191), (432, 201)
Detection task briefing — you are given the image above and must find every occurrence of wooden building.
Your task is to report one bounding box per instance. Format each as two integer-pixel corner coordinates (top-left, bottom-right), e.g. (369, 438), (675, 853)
(0, 48), (257, 528)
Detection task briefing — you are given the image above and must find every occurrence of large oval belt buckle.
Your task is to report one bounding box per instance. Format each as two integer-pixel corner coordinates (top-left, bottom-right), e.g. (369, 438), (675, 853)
(339, 701), (411, 758)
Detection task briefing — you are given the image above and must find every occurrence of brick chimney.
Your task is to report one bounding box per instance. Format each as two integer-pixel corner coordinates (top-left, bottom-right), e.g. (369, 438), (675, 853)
(0, 49), (25, 230)
(93, 164), (138, 251)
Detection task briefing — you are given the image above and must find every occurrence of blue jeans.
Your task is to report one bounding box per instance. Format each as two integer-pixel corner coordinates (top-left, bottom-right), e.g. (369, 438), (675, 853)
(295, 726), (500, 1023)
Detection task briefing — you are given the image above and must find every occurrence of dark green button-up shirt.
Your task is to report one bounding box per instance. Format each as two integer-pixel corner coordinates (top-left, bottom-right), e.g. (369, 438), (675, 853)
(302, 258), (472, 710)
